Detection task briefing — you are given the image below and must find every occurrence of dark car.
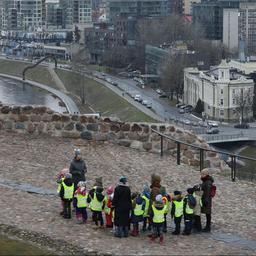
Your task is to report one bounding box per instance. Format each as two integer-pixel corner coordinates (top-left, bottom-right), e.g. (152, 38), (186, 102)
(184, 105), (193, 113)
(206, 128), (220, 134)
(234, 123), (250, 129)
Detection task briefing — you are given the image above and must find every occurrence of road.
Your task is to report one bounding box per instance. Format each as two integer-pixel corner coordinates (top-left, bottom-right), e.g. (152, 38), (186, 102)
(88, 69), (256, 140)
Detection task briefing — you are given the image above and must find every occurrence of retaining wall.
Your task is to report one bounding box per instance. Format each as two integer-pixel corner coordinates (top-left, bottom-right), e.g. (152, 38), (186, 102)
(0, 104), (229, 171)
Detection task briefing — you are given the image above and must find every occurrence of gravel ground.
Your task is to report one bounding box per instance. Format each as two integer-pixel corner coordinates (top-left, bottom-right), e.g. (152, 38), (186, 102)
(0, 131), (255, 255)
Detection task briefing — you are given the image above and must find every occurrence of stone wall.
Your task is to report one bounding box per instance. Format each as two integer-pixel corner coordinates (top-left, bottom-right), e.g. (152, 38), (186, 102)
(0, 104), (229, 171)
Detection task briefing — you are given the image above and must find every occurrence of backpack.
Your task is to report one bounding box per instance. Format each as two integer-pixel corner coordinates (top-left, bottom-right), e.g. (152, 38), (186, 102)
(187, 194), (196, 209)
(210, 184), (217, 198)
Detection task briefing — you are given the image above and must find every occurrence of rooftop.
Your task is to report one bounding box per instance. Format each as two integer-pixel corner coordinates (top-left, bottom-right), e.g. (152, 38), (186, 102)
(0, 131), (255, 255)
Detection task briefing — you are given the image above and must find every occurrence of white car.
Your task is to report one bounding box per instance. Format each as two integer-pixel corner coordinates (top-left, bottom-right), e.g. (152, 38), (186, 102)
(207, 121), (218, 127)
(183, 119), (191, 125)
(142, 99), (148, 105)
(134, 94), (142, 102)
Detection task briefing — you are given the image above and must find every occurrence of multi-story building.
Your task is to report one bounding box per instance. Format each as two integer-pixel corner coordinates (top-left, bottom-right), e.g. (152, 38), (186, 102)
(223, 2), (256, 57)
(183, 0), (201, 15)
(46, 0), (63, 29)
(106, 0), (170, 23)
(183, 60), (254, 121)
(239, 1), (256, 56)
(192, 0), (240, 40)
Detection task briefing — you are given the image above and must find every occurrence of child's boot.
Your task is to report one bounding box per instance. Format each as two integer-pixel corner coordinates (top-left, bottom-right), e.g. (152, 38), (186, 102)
(131, 228), (137, 236)
(159, 235), (164, 244)
(150, 234), (156, 242)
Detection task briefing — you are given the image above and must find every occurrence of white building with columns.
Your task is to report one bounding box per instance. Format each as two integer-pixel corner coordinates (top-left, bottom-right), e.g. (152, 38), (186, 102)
(183, 60), (254, 121)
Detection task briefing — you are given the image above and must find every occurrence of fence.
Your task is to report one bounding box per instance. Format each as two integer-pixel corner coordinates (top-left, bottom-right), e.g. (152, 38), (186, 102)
(152, 129), (256, 182)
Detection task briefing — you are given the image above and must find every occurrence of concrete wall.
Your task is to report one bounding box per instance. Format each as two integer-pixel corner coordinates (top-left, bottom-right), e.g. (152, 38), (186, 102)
(0, 103), (229, 172)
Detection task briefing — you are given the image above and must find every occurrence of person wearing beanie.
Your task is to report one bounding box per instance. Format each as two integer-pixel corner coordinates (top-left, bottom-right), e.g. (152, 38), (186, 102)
(74, 181), (88, 224)
(160, 188), (171, 233)
(130, 192), (145, 237)
(193, 185), (203, 232)
(171, 190), (184, 235)
(56, 168), (69, 216)
(59, 173), (74, 219)
(104, 185), (114, 228)
(149, 194), (166, 244)
(142, 184), (151, 232)
(182, 188), (196, 235)
(69, 148), (87, 192)
(112, 176), (132, 238)
(87, 186), (105, 228)
(200, 168), (214, 232)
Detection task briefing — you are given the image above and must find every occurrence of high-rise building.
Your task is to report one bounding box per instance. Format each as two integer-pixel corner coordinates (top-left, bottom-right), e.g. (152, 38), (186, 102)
(106, 0), (170, 23)
(192, 0), (240, 40)
(239, 1), (256, 56)
(222, 1), (256, 57)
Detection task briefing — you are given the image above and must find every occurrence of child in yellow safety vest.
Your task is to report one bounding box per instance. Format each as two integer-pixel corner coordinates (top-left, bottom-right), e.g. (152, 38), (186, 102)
(87, 186), (105, 228)
(130, 192), (145, 236)
(182, 188), (196, 235)
(59, 173), (74, 219)
(171, 190), (184, 235)
(141, 184), (151, 232)
(150, 194), (166, 244)
(193, 185), (203, 232)
(74, 181), (88, 224)
(56, 168), (68, 216)
(160, 186), (171, 233)
(104, 186), (114, 228)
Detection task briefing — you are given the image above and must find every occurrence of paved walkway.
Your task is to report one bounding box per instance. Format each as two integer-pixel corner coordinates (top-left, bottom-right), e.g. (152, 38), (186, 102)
(47, 66), (68, 94)
(0, 132), (255, 255)
(0, 73), (80, 114)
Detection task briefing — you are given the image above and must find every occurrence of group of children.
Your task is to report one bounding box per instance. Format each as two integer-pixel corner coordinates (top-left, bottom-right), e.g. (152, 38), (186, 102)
(57, 171), (204, 244)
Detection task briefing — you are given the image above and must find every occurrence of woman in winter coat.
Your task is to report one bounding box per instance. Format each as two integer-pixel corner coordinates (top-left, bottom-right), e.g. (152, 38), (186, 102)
(69, 149), (87, 191)
(200, 168), (214, 232)
(112, 176), (132, 238)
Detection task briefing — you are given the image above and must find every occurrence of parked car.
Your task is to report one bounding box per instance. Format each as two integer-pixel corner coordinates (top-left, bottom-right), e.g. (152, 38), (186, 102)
(207, 121), (219, 127)
(192, 121), (198, 126)
(146, 102), (152, 108)
(198, 121), (208, 127)
(159, 92), (167, 98)
(184, 105), (193, 113)
(206, 128), (219, 134)
(134, 94), (142, 102)
(142, 99), (148, 105)
(156, 88), (163, 94)
(111, 81), (118, 86)
(183, 119), (191, 125)
(234, 123), (250, 129)
(179, 108), (185, 114)
(176, 102), (185, 108)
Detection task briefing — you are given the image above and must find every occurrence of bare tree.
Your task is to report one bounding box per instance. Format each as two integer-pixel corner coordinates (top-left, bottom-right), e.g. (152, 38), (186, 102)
(234, 88), (254, 122)
(71, 46), (90, 105)
(159, 54), (187, 101)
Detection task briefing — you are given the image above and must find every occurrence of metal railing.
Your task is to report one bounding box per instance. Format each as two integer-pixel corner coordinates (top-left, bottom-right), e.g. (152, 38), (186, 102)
(152, 129), (256, 182)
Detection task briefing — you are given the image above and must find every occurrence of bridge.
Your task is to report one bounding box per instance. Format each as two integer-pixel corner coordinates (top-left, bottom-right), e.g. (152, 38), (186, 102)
(200, 133), (256, 143)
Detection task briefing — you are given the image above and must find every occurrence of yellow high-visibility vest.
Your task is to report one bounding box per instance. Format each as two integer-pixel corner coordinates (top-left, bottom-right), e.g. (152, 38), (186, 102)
(90, 192), (103, 211)
(173, 200), (184, 217)
(76, 193), (88, 208)
(142, 195), (150, 217)
(63, 183), (74, 199)
(134, 202), (144, 216)
(152, 205), (166, 223)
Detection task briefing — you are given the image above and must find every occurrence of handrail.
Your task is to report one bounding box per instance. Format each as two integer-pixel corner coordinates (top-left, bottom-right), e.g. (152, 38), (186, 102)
(22, 55), (58, 81)
(151, 129), (256, 161)
(151, 128), (256, 181)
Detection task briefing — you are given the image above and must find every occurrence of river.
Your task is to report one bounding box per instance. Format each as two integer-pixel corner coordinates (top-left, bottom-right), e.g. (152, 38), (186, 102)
(0, 77), (67, 113)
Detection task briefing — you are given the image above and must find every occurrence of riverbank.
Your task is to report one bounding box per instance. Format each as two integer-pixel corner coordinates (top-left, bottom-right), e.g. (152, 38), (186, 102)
(0, 59), (155, 122)
(0, 131), (255, 255)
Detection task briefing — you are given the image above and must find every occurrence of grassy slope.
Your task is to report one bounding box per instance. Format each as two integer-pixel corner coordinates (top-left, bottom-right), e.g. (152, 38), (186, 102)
(0, 60), (57, 89)
(56, 69), (155, 122)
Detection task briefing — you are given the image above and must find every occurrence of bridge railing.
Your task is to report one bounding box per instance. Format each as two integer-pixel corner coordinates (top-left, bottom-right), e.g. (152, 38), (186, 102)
(201, 133), (251, 142)
(152, 129), (256, 182)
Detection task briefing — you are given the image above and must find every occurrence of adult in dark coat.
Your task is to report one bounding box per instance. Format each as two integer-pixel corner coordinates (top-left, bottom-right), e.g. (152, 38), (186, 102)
(200, 168), (214, 232)
(69, 149), (86, 191)
(112, 176), (132, 238)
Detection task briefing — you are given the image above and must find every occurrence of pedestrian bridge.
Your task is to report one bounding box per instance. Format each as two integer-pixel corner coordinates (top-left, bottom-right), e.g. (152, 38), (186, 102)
(200, 133), (256, 144)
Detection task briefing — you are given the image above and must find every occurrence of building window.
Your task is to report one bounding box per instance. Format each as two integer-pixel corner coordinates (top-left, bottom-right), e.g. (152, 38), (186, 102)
(221, 89), (223, 94)
(208, 106), (210, 110)
(232, 89), (235, 94)
(220, 109), (224, 116)
(220, 99), (224, 105)
(232, 98), (236, 105)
